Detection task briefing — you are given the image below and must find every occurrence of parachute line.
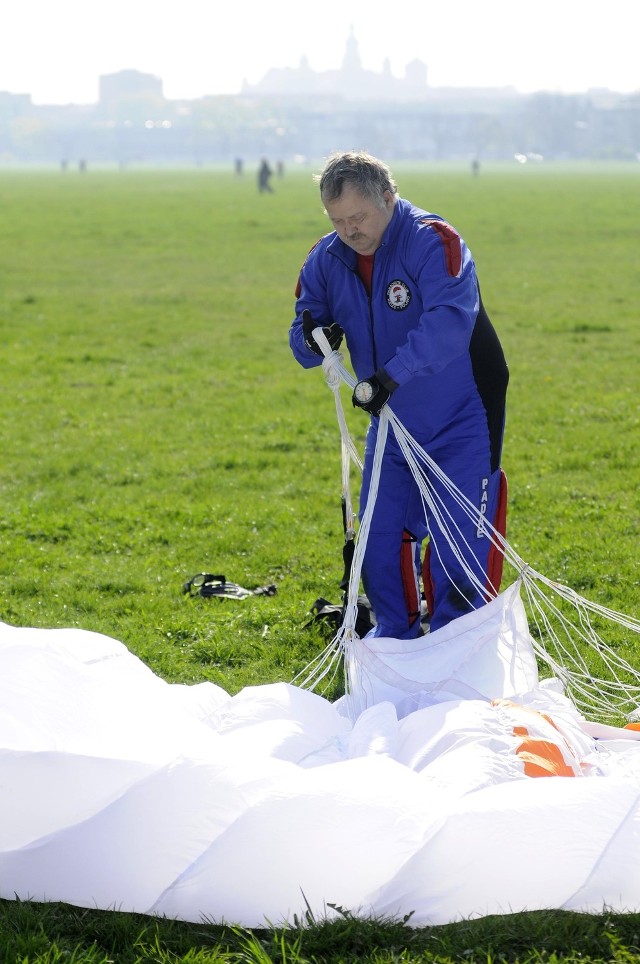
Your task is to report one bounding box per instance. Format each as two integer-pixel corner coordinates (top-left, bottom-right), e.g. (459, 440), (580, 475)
(295, 343), (640, 725)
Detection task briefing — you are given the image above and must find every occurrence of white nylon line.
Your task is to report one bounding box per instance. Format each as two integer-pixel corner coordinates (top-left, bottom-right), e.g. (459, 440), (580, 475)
(300, 324), (640, 722)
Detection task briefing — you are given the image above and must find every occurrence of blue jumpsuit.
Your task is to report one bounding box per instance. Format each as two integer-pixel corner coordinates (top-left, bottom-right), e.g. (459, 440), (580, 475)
(289, 198), (508, 636)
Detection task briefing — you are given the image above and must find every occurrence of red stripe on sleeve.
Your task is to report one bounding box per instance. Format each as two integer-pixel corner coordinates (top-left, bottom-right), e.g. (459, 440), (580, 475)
(422, 219), (462, 277)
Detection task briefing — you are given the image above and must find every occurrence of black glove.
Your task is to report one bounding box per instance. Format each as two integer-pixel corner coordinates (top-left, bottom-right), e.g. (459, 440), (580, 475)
(352, 368), (399, 417)
(301, 309), (344, 355)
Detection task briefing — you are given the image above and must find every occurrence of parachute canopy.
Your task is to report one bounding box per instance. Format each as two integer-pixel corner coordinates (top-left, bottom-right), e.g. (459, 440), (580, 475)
(3, 341), (639, 927)
(2, 583), (640, 928)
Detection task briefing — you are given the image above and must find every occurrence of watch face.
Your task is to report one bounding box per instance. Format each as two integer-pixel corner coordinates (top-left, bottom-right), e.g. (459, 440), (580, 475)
(355, 380), (374, 404)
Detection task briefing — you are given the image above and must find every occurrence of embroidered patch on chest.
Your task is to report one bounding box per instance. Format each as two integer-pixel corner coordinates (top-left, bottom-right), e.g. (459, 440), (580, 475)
(386, 280), (411, 310)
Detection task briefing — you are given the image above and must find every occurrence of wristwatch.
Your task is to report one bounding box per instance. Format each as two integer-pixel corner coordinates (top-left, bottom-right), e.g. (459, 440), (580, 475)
(354, 380), (375, 404)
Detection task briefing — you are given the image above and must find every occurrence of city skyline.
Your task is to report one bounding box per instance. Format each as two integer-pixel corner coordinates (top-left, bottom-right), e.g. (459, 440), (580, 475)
(1, 0), (639, 106)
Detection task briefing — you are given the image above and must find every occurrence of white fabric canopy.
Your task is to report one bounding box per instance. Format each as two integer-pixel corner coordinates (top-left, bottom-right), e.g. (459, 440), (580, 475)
(2, 583), (640, 928)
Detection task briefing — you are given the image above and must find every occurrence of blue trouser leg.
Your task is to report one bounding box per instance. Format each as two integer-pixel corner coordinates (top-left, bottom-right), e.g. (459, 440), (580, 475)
(359, 420), (502, 637)
(423, 463), (502, 632)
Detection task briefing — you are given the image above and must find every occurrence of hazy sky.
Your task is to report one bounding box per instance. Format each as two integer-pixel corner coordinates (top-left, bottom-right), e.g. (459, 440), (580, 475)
(1, 0), (638, 105)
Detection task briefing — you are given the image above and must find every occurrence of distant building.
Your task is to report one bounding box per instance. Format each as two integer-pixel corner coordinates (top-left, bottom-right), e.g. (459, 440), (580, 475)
(241, 27), (429, 103)
(0, 33), (637, 165)
(99, 70), (163, 110)
(0, 90), (32, 115)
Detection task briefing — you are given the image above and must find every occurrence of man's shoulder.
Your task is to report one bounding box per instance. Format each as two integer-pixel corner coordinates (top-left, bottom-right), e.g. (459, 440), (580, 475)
(299, 232), (334, 267)
(396, 202), (467, 278)
(394, 199), (446, 240)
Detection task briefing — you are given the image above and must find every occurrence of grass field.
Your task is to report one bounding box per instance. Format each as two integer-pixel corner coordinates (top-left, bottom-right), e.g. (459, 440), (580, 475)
(1, 162), (639, 962)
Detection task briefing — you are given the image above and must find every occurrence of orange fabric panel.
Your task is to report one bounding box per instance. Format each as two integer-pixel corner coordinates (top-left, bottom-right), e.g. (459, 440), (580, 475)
(512, 724), (577, 778)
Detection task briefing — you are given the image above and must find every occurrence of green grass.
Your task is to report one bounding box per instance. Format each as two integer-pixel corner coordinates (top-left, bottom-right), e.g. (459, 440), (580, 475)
(1, 163), (640, 961)
(2, 899), (640, 963)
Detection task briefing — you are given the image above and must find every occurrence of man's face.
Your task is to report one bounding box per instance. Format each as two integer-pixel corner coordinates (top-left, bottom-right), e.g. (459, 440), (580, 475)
(323, 184), (395, 255)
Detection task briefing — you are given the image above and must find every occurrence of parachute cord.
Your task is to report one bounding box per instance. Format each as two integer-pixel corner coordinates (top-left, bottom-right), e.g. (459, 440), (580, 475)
(319, 350), (361, 547)
(386, 410), (506, 611)
(290, 334), (365, 695)
(316, 336), (387, 641)
(341, 412), (387, 639)
(321, 347), (362, 474)
(386, 407), (522, 588)
(297, 325), (640, 724)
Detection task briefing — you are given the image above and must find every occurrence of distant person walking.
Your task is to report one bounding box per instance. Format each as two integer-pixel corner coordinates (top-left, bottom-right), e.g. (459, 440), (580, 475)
(258, 158), (274, 193)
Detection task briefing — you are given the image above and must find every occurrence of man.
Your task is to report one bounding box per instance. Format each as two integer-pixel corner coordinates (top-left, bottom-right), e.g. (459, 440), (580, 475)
(258, 158), (274, 193)
(289, 151), (508, 637)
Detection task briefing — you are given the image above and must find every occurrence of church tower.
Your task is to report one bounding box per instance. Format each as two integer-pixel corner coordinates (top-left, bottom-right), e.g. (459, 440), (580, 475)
(341, 25), (362, 78)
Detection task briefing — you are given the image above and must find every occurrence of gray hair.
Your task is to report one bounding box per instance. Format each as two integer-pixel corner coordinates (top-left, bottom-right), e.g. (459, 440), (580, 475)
(315, 151), (398, 205)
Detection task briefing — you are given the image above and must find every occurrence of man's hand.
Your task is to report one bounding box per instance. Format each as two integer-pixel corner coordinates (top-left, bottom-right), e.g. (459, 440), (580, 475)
(302, 309), (344, 355)
(352, 368), (399, 416)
